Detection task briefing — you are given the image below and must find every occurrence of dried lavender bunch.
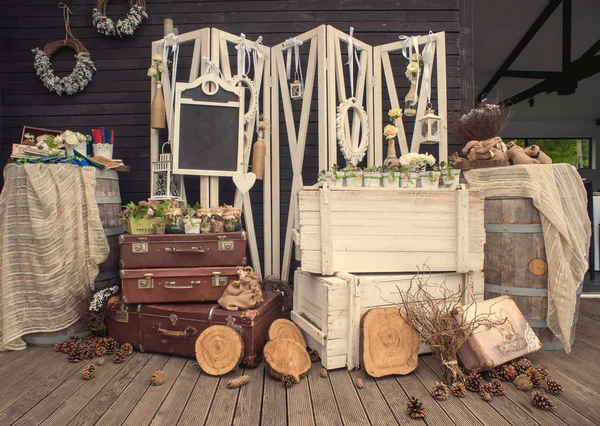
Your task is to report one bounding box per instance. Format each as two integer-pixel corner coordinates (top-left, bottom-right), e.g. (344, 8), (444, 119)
(449, 98), (512, 144)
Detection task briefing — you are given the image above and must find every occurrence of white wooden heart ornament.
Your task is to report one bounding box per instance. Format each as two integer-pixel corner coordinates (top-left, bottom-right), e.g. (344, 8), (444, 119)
(232, 172), (256, 194)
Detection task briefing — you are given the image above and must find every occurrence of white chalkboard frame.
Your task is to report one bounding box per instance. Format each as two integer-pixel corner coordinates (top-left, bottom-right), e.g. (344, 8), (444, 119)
(172, 73), (245, 177)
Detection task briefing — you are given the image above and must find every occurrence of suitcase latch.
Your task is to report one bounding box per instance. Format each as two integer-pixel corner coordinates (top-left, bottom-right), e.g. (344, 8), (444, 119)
(138, 273), (154, 289)
(132, 242), (148, 253)
(217, 236), (234, 251)
(212, 272), (228, 287)
(170, 314), (178, 325)
(226, 315), (243, 332)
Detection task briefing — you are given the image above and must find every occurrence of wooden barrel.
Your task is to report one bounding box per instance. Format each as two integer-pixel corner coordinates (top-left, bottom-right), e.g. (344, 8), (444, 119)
(483, 196), (580, 351)
(23, 169), (123, 345)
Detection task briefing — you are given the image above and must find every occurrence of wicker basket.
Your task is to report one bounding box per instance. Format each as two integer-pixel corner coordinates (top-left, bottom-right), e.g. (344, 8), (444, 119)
(123, 217), (165, 235)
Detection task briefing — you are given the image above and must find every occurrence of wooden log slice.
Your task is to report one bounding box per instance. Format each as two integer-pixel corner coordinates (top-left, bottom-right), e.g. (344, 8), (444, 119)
(263, 338), (311, 382)
(268, 319), (306, 348)
(361, 308), (419, 378)
(195, 325), (244, 376)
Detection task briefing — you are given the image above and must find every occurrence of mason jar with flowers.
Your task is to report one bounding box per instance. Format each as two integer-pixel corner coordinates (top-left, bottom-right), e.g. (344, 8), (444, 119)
(164, 200), (185, 234)
(211, 206), (225, 233)
(198, 208), (212, 233)
(398, 153), (423, 188)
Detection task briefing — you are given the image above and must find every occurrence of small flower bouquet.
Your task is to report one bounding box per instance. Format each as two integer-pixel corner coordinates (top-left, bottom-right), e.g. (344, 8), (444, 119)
(183, 202), (202, 234)
(399, 153), (436, 188)
(147, 54), (164, 82)
(50, 130), (92, 157)
(120, 200), (166, 234)
(211, 206), (226, 233)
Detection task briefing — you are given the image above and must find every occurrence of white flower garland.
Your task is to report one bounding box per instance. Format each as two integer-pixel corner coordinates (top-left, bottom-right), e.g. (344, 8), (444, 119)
(32, 48), (95, 96)
(89, 285), (120, 312)
(92, 3), (147, 37)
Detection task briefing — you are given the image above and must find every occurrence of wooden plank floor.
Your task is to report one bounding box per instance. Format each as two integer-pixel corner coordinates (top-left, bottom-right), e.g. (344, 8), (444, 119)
(1, 299), (599, 425)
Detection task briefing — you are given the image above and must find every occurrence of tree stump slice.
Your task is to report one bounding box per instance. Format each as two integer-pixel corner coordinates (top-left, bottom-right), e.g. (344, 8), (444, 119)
(361, 308), (419, 378)
(268, 319), (306, 348)
(263, 338), (311, 382)
(195, 325), (244, 376)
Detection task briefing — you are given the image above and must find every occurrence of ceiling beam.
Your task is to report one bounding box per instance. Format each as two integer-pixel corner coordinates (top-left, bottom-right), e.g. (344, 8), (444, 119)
(563, 0), (572, 70)
(503, 70), (561, 79)
(477, 0), (563, 101)
(501, 55), (600, 106)
(581, 38), (600, 60)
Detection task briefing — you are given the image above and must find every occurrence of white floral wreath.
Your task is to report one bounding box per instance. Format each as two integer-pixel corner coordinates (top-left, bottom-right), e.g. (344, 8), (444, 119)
(32, 41), (95, 96)
(92, 0), (148, 37)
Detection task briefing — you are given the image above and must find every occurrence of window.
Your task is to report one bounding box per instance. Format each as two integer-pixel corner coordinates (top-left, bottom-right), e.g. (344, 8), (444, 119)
(510, 138), (592, 169)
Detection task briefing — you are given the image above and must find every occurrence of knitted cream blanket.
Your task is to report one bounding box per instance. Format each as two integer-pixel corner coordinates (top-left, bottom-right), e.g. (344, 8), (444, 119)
(0, 164), (108, 350)
(464, 164), (590, 352)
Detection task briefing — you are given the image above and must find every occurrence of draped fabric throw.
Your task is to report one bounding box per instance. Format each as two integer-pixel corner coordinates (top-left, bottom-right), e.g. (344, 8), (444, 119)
(464, 164), (591, 353)
(0, 164), (109, 351)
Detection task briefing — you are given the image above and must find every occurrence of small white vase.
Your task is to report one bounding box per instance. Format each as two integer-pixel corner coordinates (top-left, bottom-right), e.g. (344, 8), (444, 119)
(92, 144), (114, 159)
(441, 170), (461, 189)
(420, 171), (441, 188)
(344, 172), (363, 187)
(184, 217), (201, 234)
(381, 172), (400, 188)
(65, 141), (88, 157)
(401, 172), (419, 188)
(363, 172), (382, 187)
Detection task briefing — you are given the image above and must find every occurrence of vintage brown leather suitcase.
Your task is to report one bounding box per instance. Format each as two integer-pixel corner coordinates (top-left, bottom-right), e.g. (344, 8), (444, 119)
(118, 232), (247, 269)
(107, 290), (282, 367)
(120, 266), (239, 304)
(456, 296), (542, 372)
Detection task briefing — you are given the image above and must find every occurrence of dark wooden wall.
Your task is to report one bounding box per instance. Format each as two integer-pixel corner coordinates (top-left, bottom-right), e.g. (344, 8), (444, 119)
(0, 0), (474, 273)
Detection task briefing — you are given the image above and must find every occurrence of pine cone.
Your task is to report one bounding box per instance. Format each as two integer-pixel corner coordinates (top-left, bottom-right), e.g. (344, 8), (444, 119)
(465, 373), (484, 392)
(430, 382), (450, 400)
(501, 365), (518, 381)
(54, 342), (62, 352)
(282, 375), (299, 388)
(120, 343), (134, 357)
(406, 396), (425, 419)
(83, 345), (96, 360)
(483, 368), (502, 382)
(60, 337), (80, 354)
(82, 364), (97, 380)
(151, 370), (166, 386)
(530, 391), (554, 410)
(97, 357), (106, 366)
(514, 358), (533, 375)
(104, 338), (120, 355)
(68, 346), (85, 363)
(113, 349), (126, 363)
(307, 347), (320, 363)
(514, 374), (533, 391)
(227, 375), (251, 389)
(478, 390), (492, 402)
(95, 346), (107, 357)
(526, 368), (543, 388)
(487, 379), (504, 396)
(320, 368), (328, 378)
(451, 382), (466, 398)
(536, 364), (549, 380)
(545, 378), (563, 395)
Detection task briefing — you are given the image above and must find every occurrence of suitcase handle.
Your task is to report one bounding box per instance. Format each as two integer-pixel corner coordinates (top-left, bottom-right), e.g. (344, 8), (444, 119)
(164, 281), (200, 289)
(164, 247), (205, 253)
(153, 324), (198, 339)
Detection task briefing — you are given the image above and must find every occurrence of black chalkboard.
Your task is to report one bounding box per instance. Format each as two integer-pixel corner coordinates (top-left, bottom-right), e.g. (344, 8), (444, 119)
(174, 79), (242, 176)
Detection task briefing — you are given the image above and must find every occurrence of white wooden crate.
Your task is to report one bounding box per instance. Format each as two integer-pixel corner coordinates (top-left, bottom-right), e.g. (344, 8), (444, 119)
(292, 269), (484, 370)
(297, 184), (485, 275)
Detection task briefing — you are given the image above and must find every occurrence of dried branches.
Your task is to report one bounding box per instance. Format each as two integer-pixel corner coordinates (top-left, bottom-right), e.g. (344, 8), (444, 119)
(448, 97), (512, 144)
(398, 266), (505, 384)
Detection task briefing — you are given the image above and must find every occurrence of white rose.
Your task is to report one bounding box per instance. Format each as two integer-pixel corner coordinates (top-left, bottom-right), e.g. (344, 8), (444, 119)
(157, 63), (164, 73)
(399, 154), (411, 167)
(152, 54), (163, 63)
(76, 133), (87, 143)
(65, 133), (79, 146)
(147, 67), (157, 77)
(407, 62), (419, 73)
(383, 124), (398, 139)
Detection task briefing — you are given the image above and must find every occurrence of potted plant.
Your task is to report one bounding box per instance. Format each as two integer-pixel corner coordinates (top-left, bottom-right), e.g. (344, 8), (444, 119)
(318, 164), (344, 188)
(381, 164), (400, 187)
(119, 200), (165, 234)
(164, 199), (185, 234)
(420, 160), (441, 189)
(183, 202), (202, 233)
(54, 130), (91, 157)
(342, 165), (363, 187)
(440, 160), (461, 189)
(363, 165), (382, 187)
(399, 153), (428, 188)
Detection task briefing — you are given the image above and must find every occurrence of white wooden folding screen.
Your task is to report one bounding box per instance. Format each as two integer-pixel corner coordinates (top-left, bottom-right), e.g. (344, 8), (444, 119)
(271, 26), (327, 282)
(373, 32), (448, 162)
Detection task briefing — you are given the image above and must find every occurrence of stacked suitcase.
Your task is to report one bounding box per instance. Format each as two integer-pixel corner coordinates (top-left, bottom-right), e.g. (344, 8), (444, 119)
(109, 232), (282, 367)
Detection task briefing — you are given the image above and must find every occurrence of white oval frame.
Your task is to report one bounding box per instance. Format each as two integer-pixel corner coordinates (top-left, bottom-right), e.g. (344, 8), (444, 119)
(336, 97), (370, 166)
(229, 74), (258, 124)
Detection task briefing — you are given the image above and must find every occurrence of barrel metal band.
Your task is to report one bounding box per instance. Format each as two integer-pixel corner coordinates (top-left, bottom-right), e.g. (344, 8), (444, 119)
(484, 224), (543, 233)
(95, 196), (122, 204)
(97, 270), (120, 281)
(104, 227), (125, 237)
(543, 338), (575, 351)
(485, 283), (583, 297)
(527, 315), (578, 329)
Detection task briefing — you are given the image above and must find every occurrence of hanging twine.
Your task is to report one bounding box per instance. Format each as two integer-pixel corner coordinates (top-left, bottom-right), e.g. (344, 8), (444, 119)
(44, 3), (87, 56)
